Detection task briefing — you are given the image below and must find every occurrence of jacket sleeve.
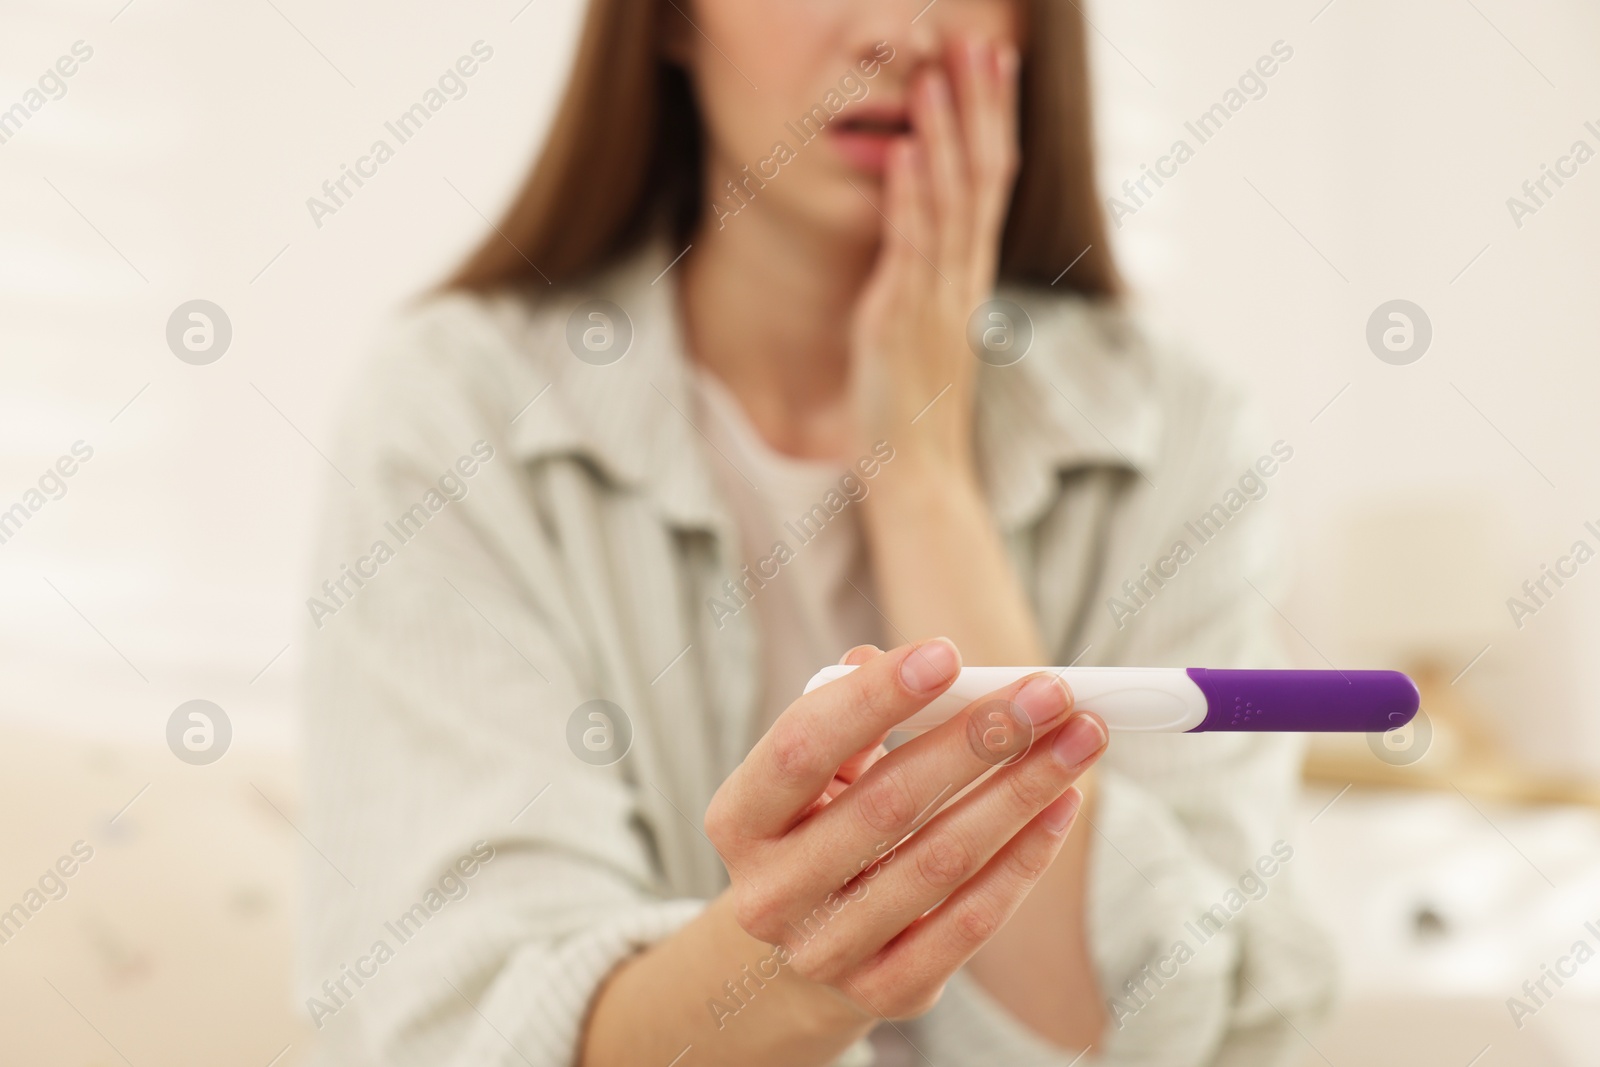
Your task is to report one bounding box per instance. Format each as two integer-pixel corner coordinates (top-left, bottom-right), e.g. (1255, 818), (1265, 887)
(299, 306), (876, 1067)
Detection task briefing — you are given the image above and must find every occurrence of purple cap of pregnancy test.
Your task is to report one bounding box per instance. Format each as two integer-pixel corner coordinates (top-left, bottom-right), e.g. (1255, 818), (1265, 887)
(1184, 669), (1420, 733)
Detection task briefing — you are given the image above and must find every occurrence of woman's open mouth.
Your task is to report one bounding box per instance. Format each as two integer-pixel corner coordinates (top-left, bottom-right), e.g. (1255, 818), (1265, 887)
(827, 107), (912, 174)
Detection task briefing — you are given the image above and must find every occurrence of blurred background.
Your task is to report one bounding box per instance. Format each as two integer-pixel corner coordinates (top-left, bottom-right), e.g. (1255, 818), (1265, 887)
(3, 0), (1598, 1063)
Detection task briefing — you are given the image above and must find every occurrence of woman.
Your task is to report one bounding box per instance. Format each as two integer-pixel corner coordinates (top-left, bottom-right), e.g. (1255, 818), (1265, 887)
(302, 1), (1335, 1064)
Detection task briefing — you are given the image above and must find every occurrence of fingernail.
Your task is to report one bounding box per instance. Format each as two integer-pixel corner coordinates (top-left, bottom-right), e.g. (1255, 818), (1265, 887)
(1051, 713), (1106, 768)
(1015, 674), (1071, 725)
(839, 644), (882, 665)
(900, 638), (959, 693)
(1042, 788), (1082, 834)
(925, 70), (949, 104)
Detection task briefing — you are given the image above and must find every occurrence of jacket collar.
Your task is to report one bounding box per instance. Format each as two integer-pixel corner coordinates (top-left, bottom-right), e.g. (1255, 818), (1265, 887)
(972, 283), (1163, 526)
(506, 236), (1163, 532)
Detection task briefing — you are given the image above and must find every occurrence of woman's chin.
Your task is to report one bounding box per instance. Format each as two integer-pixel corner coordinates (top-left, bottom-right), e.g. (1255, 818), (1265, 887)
(808, 192), (887, 250)
(713, 184), (882, 251)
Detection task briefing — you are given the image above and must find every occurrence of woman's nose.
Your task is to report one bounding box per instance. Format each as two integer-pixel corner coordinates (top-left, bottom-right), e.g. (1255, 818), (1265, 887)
(844, 0), (943, 71)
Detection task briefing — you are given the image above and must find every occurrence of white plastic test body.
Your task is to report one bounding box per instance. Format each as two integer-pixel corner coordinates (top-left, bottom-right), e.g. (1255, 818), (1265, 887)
(803, 666), (1207, 733)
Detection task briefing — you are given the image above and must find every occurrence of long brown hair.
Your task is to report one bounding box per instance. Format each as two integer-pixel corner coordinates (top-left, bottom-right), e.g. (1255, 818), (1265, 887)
(444, 0), (1120, 298)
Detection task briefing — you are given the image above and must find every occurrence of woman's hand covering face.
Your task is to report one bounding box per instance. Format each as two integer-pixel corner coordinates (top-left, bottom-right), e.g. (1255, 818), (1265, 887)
(848, 37), (1021, 482)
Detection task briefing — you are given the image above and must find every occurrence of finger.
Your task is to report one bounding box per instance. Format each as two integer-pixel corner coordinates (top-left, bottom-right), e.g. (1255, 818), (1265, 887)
(840, 644), (884, 666)
(859, 787), (1083, 1005)
(973, 41), (1020, 287)
(824, 737), (890, 802)
(827, 646), (891, 789)
(720, 639), (961, 839)
(948, 37), (996, 190)
(895, 139), (938, 289)
(834, 709), (1104, 952)
(997, 40), (1021, 160)
(950, 37), (1014, 285)
(784, 672), (1073, 901)
(911, 67), (968, 271)
(862, 137), (919, 325)
(978, 42), (1021, 267)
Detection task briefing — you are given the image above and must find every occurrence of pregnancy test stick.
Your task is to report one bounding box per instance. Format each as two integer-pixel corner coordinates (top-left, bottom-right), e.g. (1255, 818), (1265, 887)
(802, 666), (1419, 734)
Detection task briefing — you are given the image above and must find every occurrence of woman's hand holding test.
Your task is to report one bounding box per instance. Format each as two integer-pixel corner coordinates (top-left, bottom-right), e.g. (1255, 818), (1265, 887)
(582, 639), (1105, 1067)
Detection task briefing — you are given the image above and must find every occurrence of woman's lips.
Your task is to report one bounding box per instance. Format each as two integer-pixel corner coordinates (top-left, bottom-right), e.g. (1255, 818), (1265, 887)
(827, 109), (911, 174)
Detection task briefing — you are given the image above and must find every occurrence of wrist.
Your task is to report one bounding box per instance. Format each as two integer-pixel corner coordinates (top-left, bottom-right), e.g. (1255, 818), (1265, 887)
(881, 429), (979, 490)
(864, 460), (987, 528)
(705, 892), (877, 1043)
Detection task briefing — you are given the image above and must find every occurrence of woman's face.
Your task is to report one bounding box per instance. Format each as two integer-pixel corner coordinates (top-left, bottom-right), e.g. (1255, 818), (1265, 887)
(673, 0), (1022, 243)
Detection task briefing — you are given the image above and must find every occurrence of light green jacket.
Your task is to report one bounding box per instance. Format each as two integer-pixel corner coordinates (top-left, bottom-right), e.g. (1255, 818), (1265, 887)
(301, 239), (1335, 1067)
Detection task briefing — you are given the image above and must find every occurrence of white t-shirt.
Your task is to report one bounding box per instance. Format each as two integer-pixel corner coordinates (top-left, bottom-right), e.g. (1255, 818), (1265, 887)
(690, 365), (885, 747)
